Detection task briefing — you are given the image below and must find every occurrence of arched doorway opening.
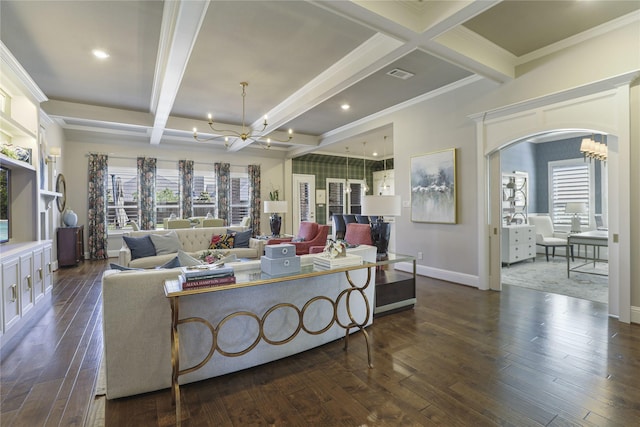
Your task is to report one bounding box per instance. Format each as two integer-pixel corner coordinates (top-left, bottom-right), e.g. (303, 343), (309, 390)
(494, 131), (610, 304)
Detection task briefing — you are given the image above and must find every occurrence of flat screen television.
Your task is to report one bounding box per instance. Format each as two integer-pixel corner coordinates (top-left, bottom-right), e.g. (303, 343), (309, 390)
(0, 166), (9, 243)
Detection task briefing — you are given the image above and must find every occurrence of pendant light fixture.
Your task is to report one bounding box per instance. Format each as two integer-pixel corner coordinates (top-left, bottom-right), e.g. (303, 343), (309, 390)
(362, 141), (368, 193)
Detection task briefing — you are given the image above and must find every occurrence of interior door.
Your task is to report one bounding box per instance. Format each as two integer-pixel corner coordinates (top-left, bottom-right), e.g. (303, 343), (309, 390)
(292, 174), (315, 236)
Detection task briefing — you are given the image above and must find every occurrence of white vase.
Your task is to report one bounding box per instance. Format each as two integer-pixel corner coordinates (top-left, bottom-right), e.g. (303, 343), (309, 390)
(63, 209), (78, 227)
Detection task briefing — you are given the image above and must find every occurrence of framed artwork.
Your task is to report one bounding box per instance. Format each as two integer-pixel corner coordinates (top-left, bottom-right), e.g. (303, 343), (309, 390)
(410, 148), (456, 224)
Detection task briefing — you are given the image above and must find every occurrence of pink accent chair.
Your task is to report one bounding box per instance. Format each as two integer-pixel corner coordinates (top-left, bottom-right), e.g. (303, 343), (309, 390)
(344, 223), (373, 246)
(309, 223), (373, 254)
(267, 222), (330, 255)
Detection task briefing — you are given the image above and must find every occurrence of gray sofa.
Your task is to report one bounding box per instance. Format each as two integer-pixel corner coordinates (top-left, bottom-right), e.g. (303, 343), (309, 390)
(102, 245), (377, 399)
(118, 226), (265, 268)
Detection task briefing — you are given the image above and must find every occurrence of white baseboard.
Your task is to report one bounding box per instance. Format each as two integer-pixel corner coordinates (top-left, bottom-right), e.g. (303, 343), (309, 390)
(394, 261), (479, 288)
(630, 306), (640, 324)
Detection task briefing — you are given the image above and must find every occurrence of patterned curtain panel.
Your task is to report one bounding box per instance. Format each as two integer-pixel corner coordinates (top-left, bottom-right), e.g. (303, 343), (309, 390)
(87, 153), (109, 260)
(248, 164), (261, 236)
(179, 160), (194, 218)
(215, 162), (230, 225)
(137, 157), (157, 230)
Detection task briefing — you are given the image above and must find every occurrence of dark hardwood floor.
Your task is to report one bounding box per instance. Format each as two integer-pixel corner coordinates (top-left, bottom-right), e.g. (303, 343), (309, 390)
(1, 259), (639, 426)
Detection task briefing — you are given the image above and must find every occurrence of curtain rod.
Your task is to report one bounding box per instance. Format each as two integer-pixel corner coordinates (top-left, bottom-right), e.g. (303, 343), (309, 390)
(84, 153), (251, 168)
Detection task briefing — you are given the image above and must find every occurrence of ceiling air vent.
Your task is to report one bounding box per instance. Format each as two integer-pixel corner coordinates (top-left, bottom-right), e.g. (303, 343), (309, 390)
(386, 68), (414, 80)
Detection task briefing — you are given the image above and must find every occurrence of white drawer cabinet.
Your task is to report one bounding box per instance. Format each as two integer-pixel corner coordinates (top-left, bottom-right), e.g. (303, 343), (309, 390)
(0, 241), (54, 345)
(501, 225), (536, 265)
(2, 257), (21, 333)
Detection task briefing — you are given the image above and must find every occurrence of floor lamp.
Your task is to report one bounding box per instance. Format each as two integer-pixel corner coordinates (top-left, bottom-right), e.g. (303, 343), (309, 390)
(361, 195), (401, 258)
(264, 201), (287, 237)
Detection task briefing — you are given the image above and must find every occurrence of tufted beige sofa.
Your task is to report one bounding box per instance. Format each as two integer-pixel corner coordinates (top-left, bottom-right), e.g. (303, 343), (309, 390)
(118, 226), (265, 268)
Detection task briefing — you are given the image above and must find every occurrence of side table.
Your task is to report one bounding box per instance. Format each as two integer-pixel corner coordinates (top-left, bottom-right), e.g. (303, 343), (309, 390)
(57, 225), (84, 267)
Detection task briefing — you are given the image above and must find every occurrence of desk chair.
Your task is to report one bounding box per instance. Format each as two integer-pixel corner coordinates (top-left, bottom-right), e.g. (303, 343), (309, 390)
(528, 216), (574, 262)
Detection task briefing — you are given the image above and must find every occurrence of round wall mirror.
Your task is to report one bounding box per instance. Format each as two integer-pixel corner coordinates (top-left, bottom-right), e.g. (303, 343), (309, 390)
(56, 174), (66, 212)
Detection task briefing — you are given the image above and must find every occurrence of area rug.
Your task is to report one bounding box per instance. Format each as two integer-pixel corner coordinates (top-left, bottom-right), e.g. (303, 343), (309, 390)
(501, 255), (608, 304)
(86, 356), (106, 427)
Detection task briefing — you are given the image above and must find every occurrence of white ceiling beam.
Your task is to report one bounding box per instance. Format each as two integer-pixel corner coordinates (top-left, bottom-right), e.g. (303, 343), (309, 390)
(148, 0), (209, 145)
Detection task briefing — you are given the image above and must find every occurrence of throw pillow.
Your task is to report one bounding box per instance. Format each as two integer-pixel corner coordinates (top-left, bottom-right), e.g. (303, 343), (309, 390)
(209, 234), (235, 250)
(177, 250), (203, 266)
(109, 263), (143, 271)
(150, 231), (183, 255)
(228, 228), (251, 248)
(157, 256), (180, 269)
(123, 235), (156, 260)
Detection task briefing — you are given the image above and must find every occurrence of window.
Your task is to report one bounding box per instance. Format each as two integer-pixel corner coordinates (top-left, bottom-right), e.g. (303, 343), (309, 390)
(156, 164), (179, 225)
(229, 171), (249, 225)
(326, 178), (365, 223)
(192, 165), (216, 217)
(549, 159), (593, 228)
(107, 163), (138, 230)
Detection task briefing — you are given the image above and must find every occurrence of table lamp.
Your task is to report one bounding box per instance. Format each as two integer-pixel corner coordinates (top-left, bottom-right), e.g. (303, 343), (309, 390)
(361, 195), (401, 257)
(565, 202), (586, 233)
(264, 201), (287, 237)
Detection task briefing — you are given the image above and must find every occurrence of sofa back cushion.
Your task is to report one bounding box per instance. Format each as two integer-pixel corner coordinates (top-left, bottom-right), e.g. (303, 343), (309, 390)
(126, 226), (247, 253)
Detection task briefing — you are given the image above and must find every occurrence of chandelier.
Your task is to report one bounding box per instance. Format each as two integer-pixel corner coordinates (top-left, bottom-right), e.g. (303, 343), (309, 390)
(193, 82), (293, 149)
(579, 134), (607, 163)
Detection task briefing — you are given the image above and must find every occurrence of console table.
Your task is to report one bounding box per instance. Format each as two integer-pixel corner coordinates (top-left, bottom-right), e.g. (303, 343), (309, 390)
(567, 230), (608, 278)
(165, 262), (375, 426)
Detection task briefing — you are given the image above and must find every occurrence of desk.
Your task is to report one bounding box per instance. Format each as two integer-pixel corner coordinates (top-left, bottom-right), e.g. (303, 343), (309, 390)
(567, 230), (608, 278)
(165, 261), (375, 426)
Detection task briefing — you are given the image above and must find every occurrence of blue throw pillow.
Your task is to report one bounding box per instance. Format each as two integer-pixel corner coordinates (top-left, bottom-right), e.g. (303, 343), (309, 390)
(157, 256), (180, 269)
(228, 228), (252, 248)
(123, 235), (156, 260)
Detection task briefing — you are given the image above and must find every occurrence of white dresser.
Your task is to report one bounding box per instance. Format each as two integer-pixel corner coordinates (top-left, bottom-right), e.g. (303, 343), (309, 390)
(501, 225), (536, 266)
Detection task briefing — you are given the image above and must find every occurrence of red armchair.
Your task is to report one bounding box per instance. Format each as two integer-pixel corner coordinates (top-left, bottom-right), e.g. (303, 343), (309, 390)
(344, 223), (373, 246)
(267, 222), (330, 255)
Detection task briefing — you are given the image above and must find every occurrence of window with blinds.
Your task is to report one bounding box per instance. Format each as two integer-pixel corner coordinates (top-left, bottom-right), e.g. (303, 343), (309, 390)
(107, 164), (138, 229)
(230, 174), (249, 225)
(327, 179), (344, 223)
(192, 166), (216, 217)
(156, 166), (180, 224)
(549, 160), (592, 228)
(298, 181), (311, 222)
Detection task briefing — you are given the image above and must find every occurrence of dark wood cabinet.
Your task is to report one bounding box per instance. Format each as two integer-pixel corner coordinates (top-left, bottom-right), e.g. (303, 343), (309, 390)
(57, 226), (84, 267)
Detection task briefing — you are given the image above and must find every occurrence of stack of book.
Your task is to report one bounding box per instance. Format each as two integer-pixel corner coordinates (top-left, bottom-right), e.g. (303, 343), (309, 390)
(313, 253), (362, 270)
(178, 265), (236, 289)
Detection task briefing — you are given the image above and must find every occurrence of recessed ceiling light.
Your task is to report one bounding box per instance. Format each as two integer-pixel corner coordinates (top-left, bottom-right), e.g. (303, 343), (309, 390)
(92, 49), (110, 59)
(372, 152), (378, 157)
(341, 104), (350, 111)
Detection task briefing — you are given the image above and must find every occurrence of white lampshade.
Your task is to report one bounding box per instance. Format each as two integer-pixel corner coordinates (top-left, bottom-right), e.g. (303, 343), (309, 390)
(565, 202), (586, 214)
(361, 195), (401, 217)
(264, 200), (287, 214)
(49, 146), (62, 157)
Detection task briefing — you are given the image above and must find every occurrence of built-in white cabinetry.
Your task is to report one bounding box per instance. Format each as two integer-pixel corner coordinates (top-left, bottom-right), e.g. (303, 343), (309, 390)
(501, 225), (536, 266)
(1, 45), (54, 346)
(1, 241), (53, 344)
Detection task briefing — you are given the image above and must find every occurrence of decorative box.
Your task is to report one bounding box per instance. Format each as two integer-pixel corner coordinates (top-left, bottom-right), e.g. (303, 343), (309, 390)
(264, 243), (296, 259)
(261, 255), (301, 276)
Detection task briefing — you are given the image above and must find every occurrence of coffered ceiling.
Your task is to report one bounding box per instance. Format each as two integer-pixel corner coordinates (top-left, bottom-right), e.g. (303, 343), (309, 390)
(1, 1), (638, 159)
